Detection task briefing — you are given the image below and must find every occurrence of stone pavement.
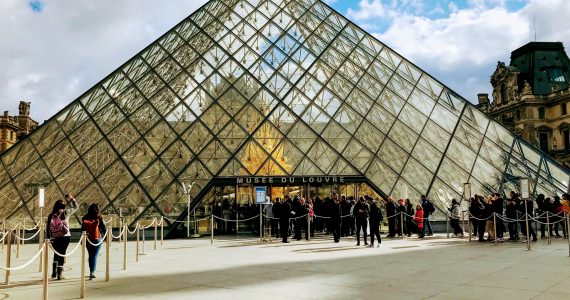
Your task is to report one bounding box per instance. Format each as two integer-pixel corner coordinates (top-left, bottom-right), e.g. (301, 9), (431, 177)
(1, 234), (570, 299)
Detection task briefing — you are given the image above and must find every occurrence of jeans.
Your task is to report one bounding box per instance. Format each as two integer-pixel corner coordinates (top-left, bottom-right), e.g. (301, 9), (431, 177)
(451, 219), (463, 235)
(423, 217), (433, 235)
(52, 236), (71, 267)
(86, 239), (102, 274)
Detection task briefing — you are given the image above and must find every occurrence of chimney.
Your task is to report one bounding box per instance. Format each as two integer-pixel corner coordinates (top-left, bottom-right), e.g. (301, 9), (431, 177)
(477, 93), (489, 105)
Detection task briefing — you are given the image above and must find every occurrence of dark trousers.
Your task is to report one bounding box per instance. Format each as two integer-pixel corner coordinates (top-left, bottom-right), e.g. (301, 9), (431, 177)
(477, 221), (486, 241)
(495, 219), (504, 239)
(331, 220), (341, 242)
(271, 219), (279, 238)
(52, 236), (71, 267)
(280, 218), (289, 242)
(387, 216), (396, 236)
(471, 219), (479, 237)
(294, 218), (303, 240)
(86, 239), (102, 273)
(423, 217), (433, 235)
(341, 217), (350, 237)
(520, 219), (536, 239)
(370, 221), (381, 245)
(508, 221), (518, 239)
(355, 218), (368, 244)
(451, 219), (463, 235)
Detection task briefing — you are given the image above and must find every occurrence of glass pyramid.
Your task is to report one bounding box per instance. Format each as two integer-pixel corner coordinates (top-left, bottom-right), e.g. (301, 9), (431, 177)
(1, 0), (568, 230)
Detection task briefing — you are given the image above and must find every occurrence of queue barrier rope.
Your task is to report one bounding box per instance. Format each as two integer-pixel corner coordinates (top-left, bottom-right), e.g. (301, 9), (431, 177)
(212, 214), (261, 222)
(85, 230), (109, 247)
(0, 246), (44, 271)
(12, 228), (42, 242)
(48, 235), (86, 258)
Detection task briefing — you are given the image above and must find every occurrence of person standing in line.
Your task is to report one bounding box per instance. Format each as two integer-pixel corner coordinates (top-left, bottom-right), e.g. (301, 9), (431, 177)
(82, 203), (107, 279)
(340, 196), (351, 237)
(421, 195), (435, 236)
(485, 196), (496, 242)
(469, 197), (479, 238)
(404, 199), (415, 237)
(397, 199), (405, 237)
(353, 197), (370, 246)
(368, 196), (382, 247)
(505, 197), (518, 241)
(385, 196), (397, 237)
(473, 195), (488, 242)
(349, 197), (356, 236)
(536, 194), (547, 239)
(517, 195), (537, 242)
(492, 193), (504, 242)
(293, 196), (305, 241)
(47, 194), (78, 280)
(448, 199), (463, 237)
(414, 205), (425, 238)
(331, 195), (342, 243)
(552, 196), (565, 238)
(280, 197), (292, 243)
(305, 198), (314, 239)
(265, 198), (277, 238)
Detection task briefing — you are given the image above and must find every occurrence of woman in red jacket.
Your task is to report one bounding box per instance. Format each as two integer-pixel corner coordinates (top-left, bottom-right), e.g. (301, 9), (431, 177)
(415, 205), (425, 238)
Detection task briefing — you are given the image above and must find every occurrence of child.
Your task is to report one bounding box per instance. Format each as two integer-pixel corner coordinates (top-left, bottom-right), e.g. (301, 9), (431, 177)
(415, 205), (424, 238)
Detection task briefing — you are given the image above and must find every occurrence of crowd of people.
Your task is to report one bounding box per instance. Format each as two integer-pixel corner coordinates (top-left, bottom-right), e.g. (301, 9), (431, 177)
(263, 193), (438, 246)
(468, 191), (570, 243)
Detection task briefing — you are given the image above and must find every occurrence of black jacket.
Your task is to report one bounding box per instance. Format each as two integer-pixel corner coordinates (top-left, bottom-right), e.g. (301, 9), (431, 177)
(505, 202), (517, 218)
(280, 201), (292, 220)
(353, 201), (369, 220)
(405, 204), (415, 221)
(369, 202), (383, 223)
(386, 201), (397, 217)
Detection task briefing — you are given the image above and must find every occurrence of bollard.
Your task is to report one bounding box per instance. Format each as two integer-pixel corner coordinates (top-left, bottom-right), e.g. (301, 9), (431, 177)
(154, 218), (157, 250)
(259, 206), (262, 243)
(493, 213), (497, 245)
(211, 215), (214, 245)
(4, 231), (12, 285)
(42, 239), (49, 300)
(123, 224), (127, 271)
(1, 219), (5, 251)
(106, 228), (110, 282)
(547, 212), (551, 245)
(136, 223), (140, 262)
(446, 213), (450, 239)
(400, 212), (405, 238)
(80, 231), (86, 299)
(39, 224), (44, 273)
(119, 218), (122, 244)
(22, 220), (25, 247)
(462, 212), (466, 235)
(160, 217), (164, 246)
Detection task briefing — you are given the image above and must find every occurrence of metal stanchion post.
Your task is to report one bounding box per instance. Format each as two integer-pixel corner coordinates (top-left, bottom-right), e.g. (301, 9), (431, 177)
(1, 219), (5, 251)
(123, 224), (127, 271)
(524, 200), (531, 251)
(467, 212), (471, 242)
(80, 232), (86, 299)
(210, 215), (214, 245)
(493, 213), (497, 245)
(160, 217), (164, 246)
(154, 218), (157, 250)
(400, 212), (404, 238)
(446, 212), (450, 239)
(38, 224), (44, 273)
(141, 226), (146, 255)
(567, 213), (570, 257)
(105, 229), (110, 282)
(42, 239), (49, 300)
(547, 212), (551, 245)
(259, 206), (262, 243)
(22, 220), (25, 246)
(307, 215), (311, 241)
(4, 231), (12, 285)
(136, 223), (140, 262)
(16, 223), (20, 259)
(119, 218), (122, 244)
(462, 212), (466, 235)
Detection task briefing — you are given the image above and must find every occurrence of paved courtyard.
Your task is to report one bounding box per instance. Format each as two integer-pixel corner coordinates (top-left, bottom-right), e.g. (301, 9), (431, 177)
(2, 234), (570, 299)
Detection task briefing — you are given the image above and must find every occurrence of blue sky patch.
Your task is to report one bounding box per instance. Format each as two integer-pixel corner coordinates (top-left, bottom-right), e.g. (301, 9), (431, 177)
(29, 1), (44, 13)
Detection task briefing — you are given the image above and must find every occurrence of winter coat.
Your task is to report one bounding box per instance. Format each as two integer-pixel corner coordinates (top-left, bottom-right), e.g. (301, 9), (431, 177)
(414, 210), (424, 229)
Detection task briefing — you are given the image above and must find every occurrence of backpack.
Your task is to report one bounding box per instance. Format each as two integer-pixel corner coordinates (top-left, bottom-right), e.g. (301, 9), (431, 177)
(50, 211), (68, 238)
(83, 219), (100, 241)
(428, 201), (435, 213)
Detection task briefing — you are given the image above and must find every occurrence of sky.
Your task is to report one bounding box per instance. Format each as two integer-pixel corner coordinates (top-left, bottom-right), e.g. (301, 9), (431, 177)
(0, 0), (569, 123)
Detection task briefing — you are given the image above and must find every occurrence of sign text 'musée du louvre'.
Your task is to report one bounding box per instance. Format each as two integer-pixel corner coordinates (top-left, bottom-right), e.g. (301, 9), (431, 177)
(236, 176), (356, 185)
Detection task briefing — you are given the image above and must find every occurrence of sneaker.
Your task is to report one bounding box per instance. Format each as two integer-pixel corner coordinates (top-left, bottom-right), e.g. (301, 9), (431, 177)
(364, 243), (369, 246)
(367, 244), (374, 248)
(89, 274), (96, 279)
(356, 242), (360, 246)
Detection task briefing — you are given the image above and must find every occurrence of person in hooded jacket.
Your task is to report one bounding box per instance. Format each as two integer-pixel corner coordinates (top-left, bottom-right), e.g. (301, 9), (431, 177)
(405, 199), (415, 237)
(368, 196), (383, 247)
(505, 196), (519, 241)
(47, 194), (78, 280)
